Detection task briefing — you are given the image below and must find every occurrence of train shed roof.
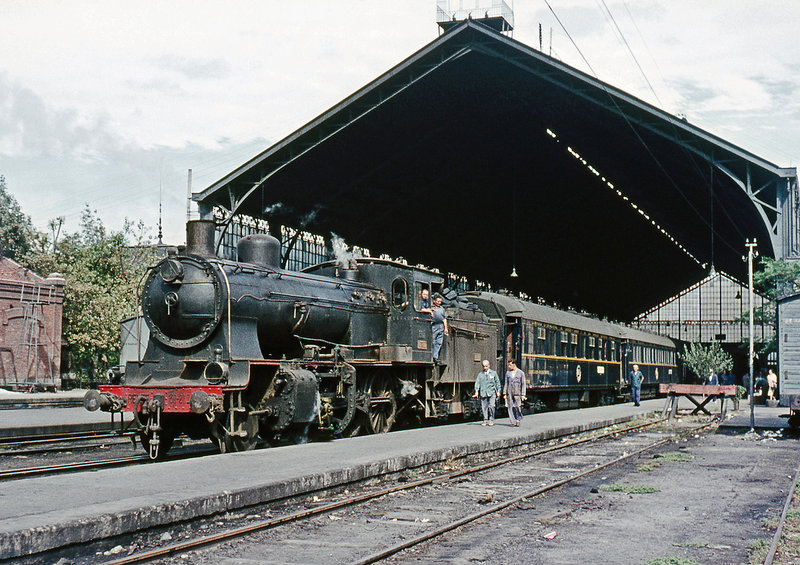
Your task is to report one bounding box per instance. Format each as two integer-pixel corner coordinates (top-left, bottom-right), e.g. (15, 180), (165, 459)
(195, 19), (797, 320)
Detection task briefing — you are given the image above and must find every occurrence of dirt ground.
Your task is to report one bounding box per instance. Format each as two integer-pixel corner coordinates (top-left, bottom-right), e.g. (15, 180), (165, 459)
(394, 424), (800, 565)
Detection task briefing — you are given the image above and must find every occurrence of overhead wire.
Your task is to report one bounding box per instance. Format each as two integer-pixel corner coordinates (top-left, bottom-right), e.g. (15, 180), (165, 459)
(542, 0), (747, 260)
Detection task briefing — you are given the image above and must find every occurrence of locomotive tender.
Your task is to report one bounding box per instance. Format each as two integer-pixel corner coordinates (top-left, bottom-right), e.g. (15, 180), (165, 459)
(85, 220), (678, 458)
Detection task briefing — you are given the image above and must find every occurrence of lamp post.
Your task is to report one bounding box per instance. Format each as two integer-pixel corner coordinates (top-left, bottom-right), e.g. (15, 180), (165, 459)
(746, 239), (758, 432)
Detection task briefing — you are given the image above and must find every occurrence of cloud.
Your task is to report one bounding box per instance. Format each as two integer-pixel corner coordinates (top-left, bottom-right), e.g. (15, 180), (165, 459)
(0, 73), (130, 161)
(0, 73), (269, 243)
(153, 55), (232, 80)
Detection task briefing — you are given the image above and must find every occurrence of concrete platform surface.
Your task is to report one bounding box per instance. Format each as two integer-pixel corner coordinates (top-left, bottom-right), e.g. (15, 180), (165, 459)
(0, 398), (790, 559)
(719, 403), (791, 431)
(1, 399), (661, 558)
(0, 388), (86, 409)
(0, 406), (126, 440)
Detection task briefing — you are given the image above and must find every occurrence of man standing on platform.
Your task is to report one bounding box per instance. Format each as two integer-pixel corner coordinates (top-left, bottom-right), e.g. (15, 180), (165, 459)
(473, 360), (501, 426)
(629, 363), (644, 406)
(504, 359), (526, 426)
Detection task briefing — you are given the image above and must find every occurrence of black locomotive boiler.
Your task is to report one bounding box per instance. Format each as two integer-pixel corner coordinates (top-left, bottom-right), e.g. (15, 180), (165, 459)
(85, 220), (495, 457)
(85, 220), (679, 458)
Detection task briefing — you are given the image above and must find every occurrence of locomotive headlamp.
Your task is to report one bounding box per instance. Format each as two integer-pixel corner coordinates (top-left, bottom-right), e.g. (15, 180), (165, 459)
(204, 361), (229, 384)
(189, 390), (211, 414)
(159, 259), (184, 284)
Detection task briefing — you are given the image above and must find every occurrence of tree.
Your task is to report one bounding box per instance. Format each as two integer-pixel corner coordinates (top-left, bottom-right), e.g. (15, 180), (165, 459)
(754, 256), (800, 299)
(0, 176), (35, 260)
(679, 341), (733, 383)
(24, 207), (156, 380)
(738, 257), (800, 358)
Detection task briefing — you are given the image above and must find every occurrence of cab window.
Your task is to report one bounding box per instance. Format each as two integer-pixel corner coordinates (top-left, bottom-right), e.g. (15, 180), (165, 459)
(392, 278), (409, 310)
(415, 282), (431, 311)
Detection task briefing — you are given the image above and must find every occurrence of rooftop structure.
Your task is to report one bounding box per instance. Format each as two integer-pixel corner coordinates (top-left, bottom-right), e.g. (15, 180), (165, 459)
(194, 19), (798, 321)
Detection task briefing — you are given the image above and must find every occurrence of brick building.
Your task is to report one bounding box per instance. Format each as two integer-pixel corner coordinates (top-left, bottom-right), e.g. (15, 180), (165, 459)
(0, 257), (65, 391)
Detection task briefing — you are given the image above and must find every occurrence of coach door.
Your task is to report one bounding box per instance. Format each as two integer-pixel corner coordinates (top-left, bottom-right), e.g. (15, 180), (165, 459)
(505, 318), (521, 368)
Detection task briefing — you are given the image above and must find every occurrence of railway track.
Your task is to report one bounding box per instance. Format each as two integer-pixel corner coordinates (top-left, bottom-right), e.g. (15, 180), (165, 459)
(0, 454), (152, 480)
(0, 439), (218, 481)
(0, 432), (136, 457)
(87, 417), (709, 565)
(763, 459), (800, 565)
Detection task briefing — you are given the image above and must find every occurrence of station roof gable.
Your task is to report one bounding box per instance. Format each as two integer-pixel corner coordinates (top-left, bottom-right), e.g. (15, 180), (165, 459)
(196, 20), (796, 320)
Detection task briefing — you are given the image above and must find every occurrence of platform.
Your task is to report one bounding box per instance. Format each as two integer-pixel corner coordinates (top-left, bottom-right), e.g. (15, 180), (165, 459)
(0, 388), (85, 409)
(1, 397), (793, 558)
(717, 402), (790, 431)
(1, 399), (657, 558)
(0, 389), (128, 439)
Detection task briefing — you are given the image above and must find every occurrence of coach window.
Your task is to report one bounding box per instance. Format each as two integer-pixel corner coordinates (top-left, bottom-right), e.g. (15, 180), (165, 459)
(391, 277), (409, 311)
(536, 327), (546, 355)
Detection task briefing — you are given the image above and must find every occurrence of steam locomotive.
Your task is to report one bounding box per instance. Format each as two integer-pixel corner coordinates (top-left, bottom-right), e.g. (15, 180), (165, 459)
(85, 220), (678, 458)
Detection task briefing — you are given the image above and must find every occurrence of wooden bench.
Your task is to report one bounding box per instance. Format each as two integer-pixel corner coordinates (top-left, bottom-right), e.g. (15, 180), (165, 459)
(659, 383), (739, 420)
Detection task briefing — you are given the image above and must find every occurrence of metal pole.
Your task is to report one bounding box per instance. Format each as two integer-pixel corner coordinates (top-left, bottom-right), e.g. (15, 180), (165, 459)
(746, 239), (757, 432)
(186, 168), (193, 223)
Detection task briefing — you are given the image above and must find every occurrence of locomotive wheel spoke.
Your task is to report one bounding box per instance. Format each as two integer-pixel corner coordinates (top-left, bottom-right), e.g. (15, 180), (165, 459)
(365, 376), (397, 434)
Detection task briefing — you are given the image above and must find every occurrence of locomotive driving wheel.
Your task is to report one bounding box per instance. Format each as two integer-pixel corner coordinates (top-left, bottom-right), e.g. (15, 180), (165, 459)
(215, 412), (259, 453)
(363, 374), (397, 434)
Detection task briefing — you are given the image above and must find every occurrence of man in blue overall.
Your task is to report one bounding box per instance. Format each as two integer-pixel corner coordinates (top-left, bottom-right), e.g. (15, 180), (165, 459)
(431, 294), (448, 363)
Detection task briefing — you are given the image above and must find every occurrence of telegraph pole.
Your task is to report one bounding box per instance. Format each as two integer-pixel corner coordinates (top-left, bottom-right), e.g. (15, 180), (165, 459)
(746, 239), (758, 432)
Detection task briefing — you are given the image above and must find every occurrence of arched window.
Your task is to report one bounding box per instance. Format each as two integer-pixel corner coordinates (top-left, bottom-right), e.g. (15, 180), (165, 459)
(391, 277), (408, 310)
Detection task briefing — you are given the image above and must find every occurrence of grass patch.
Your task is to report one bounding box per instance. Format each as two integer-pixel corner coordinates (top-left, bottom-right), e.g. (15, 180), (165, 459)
(763, 513), (781, 530)
(748, 538), (770, 564)
(637, 462), (661, 472)
(599, 483), (660, 494)
(655, 451), (694, 462)
(674, 541), (711, 548)
(646, 557), (703, 565)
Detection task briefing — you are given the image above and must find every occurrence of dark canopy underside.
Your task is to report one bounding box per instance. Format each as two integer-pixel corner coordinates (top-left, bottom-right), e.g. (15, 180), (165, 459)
(197, 21), (794, 321)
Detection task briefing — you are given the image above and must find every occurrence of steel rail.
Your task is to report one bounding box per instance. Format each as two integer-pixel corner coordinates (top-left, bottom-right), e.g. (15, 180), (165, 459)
(0, 435), (135, 457)
(356, 420), (715, 564)
(105, 417), (680, 565)
(0, 445), (218, 481)
(0, 431), (132, 445)
(763, 457), (800, 565)
(0, 455), (149, 480)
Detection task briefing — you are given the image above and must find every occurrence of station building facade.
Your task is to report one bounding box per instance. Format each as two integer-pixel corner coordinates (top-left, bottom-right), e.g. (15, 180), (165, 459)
(0, 257), (65, 391)
(633, 269), (773, 381)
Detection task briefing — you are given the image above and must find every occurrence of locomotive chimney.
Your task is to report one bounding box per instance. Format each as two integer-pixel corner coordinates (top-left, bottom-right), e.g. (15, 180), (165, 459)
(237, 234), (281, 268)
(186, 220), (217, 257)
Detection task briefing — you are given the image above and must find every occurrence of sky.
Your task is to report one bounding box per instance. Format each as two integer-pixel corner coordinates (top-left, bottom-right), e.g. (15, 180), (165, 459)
(1, 0), (798, 246)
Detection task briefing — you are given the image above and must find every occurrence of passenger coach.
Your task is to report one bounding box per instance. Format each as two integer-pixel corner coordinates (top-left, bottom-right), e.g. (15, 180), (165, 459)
(466, 293), (679, 410)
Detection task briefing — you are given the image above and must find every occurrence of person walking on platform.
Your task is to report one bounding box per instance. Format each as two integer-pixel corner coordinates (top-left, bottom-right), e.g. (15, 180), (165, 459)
(473, 360), (501, 426)
(629, 364), (644, 406)
(767, 368), (778, 400)
(504, 359), (526, 426)
(431, 294), (448, 363)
